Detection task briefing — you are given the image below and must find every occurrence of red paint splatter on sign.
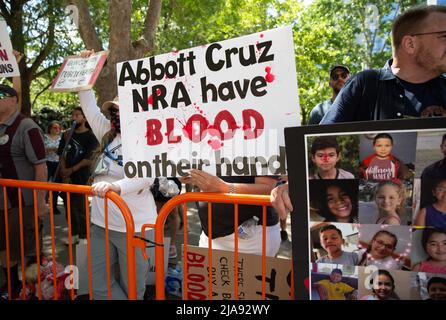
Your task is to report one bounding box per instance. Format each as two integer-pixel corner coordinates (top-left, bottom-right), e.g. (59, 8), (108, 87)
(265, 73), (275, 83)
(208, 139), (223, 150)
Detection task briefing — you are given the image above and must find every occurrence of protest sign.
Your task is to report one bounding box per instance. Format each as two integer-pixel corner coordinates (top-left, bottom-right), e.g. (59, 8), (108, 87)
(117, 27), (300, 178)
(50, 51), (108, 92)
(183, 245), (291, 300)
(0, 18), (20, 77)
(284, 118), (446, 300)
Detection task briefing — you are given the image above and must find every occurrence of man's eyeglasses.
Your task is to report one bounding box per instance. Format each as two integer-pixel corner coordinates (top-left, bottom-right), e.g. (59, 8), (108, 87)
(331, 72), (349, 81)
(411, 30), (446, 37)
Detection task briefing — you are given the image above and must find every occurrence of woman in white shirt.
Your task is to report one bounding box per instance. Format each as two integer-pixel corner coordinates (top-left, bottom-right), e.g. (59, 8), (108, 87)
(78, 86), (156, 300)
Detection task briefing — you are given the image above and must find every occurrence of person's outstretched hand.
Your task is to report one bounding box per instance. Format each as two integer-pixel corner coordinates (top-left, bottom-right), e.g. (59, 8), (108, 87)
(270, 183), (293, 220)
(179, 169), (228, 193)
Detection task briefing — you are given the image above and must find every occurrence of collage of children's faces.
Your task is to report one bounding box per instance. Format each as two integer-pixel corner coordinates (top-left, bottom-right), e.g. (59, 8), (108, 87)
(307, 131), (446, 300)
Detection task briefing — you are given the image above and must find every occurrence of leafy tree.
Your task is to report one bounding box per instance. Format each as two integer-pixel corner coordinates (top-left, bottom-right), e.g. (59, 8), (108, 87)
(0, 0), (80, 116)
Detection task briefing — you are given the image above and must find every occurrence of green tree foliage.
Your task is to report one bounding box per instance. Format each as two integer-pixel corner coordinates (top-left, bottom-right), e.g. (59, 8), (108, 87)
(2, 0), (427, 125)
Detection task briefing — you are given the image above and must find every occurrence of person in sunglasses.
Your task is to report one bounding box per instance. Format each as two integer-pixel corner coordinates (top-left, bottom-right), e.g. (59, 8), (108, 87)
(321, 5), (446, 123)
(308, 65), (350, 125)
(0, 53), (48, 298)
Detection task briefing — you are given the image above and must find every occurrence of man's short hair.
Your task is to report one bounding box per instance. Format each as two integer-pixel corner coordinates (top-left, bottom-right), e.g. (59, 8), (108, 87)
(442, 134), (446, 145)
(319, 224), (343, 237)
(72, 106), (85, 116)
(392, 5), (446, 49)
(311, 136), (340, 155)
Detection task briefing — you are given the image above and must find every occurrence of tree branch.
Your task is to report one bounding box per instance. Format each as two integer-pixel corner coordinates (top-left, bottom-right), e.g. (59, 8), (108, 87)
(69, 0), (103, 51)
(31, 81), (53, 109)
(133, 0), (162, 58)
(34, 63), (61, 79)
(29, 1), (55, 78)
(0, 1), (11, 24)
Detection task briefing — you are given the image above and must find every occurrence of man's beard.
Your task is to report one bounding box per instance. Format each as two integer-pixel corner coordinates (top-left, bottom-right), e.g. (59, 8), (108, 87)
(75, 122), (81, 129)
(415, 45), (446, 75)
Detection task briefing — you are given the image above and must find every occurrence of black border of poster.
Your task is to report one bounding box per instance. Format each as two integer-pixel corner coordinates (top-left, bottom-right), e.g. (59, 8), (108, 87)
(284, 117), (446, 300)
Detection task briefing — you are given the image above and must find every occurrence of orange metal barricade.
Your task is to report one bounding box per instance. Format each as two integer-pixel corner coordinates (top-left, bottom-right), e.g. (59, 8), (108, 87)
(1, 179), (293, 301)
(0, 178), (141, 300)
(152, 192), (294, 301)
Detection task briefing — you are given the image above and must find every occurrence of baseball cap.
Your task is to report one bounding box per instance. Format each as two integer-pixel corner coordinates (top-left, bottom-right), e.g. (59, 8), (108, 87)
(329, 65), (350, 77)
(0, 84), (18, 98)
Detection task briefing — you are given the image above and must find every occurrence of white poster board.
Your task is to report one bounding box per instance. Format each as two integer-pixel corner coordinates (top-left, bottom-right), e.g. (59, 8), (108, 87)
(50, 51), (108, 92)
(117, 27), (300, 178)
(0, 19), (20, 77)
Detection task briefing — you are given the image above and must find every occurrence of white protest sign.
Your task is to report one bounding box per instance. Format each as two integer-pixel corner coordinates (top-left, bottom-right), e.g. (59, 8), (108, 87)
(117, 27), (300, 178)
(50, 51), (108, 92)
(0, 19), (20, 77)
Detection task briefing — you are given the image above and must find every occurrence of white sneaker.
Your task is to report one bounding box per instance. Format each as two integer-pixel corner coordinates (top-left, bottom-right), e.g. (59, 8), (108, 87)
(62, 235), (79, 246)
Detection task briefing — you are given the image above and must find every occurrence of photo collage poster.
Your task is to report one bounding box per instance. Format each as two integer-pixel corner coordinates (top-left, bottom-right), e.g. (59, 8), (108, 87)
(285, 118), (446, 300)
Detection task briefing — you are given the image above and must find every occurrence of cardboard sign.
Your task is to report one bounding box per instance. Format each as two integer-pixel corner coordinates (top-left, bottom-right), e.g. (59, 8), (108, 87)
(284, 118), (446, 300)
(50, 51), (108, 92)
(183, 245), (292, 300)
(0, 18), (20, 77)
(117, 27), (300, 178)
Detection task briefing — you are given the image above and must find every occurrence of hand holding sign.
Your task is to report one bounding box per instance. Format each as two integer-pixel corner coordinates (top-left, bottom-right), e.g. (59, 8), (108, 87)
(50, 50), (108, 92)
(180, 169), (229, 193)
(0, 19), (20, 77)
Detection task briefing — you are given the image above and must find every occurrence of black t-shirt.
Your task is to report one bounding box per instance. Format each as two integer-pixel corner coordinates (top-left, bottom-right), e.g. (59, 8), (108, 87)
(58, 130), (99, 184)
(198, 176), (279, 239)
(398, 78), (443, 116)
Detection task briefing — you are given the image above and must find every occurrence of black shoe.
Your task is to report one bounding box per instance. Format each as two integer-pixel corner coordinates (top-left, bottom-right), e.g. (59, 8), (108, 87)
(280, 230), (288, 242)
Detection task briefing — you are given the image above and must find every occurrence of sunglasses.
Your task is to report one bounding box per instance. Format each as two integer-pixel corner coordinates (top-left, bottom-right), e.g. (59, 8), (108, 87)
(331, 72), (349, 81)
(109, 107), (119, 116)
(0, 92), (13, 100)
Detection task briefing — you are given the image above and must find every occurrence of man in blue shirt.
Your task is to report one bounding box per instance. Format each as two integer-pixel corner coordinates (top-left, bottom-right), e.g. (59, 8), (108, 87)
(308, 65), (350, 124)
(321, 5), (446, 123)
(272, 5), (446, 220)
